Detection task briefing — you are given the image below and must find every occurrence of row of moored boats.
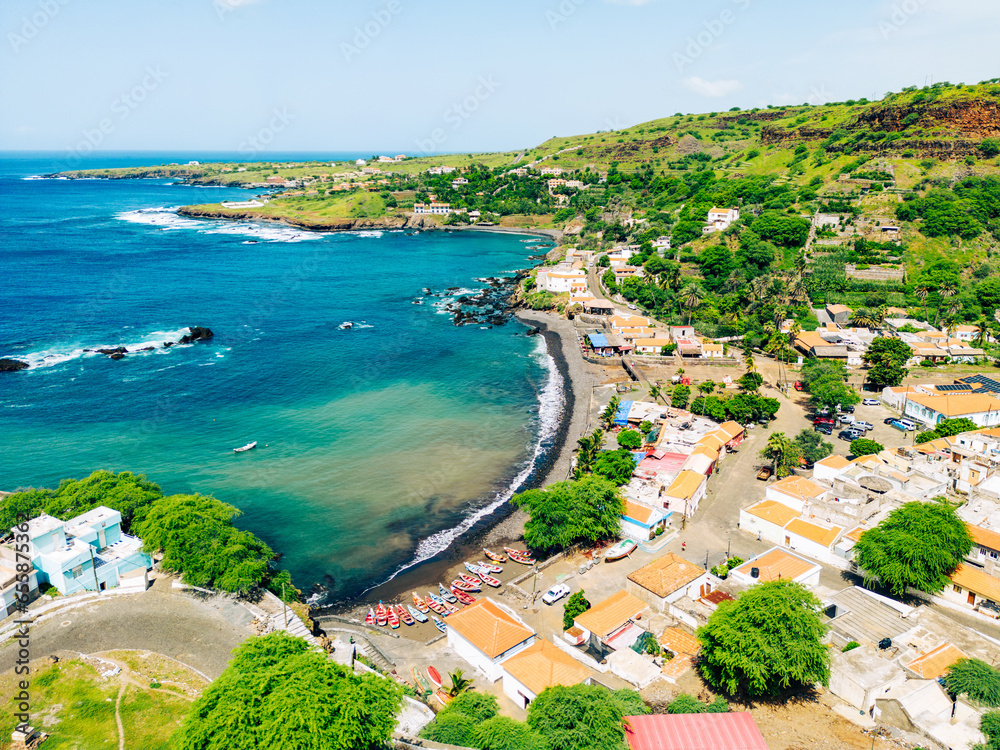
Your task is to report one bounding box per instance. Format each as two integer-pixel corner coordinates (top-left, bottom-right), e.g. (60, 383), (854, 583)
(365, 547), (535, 633)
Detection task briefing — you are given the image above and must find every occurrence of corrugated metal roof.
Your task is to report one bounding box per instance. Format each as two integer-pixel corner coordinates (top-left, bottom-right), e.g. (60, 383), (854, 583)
(624, 713), (768, 750)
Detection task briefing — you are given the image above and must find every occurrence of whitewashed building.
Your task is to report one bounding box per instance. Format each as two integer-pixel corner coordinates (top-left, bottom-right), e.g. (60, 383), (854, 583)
(445, 598), (536, 681)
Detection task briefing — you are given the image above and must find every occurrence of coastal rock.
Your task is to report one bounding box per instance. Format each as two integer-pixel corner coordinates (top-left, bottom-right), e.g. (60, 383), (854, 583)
(163, 341), (174, 348)
(178, 326), (214, 344)
(109, 352), (125, 360)
(0, 358), (29, 372)
(138, 347), (155, 352)
(97, 347), (128, 356)
(526, 327), (541, 336)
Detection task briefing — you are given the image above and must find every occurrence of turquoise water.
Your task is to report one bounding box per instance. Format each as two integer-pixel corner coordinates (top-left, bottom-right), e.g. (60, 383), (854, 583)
(0, 153), (560, 601)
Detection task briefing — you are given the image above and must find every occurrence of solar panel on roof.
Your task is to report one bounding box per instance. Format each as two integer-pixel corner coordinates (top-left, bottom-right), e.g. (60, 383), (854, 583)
(960, 375), (1000, 393)
(935, 384), (973, 392)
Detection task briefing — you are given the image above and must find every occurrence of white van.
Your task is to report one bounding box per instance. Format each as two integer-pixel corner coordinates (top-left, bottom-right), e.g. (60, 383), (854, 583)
(898, 419), (917, 431)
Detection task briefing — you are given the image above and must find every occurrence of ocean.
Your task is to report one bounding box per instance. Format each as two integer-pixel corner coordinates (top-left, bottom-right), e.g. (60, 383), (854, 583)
(0, 152), (562, 602)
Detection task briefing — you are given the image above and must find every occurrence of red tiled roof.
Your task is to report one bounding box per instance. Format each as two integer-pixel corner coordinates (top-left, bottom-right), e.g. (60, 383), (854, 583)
(624, 713), (769, 750)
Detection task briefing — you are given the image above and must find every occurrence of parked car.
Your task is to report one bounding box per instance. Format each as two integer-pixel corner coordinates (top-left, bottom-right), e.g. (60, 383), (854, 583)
(836, 404), (855, 413)
(757, 466), (773, 481)
(839, 429), (862, 441)
(862, 398), (880, 406)
(794, 381), (804, 391)
(814, 417), (835, 426)
(816, 407), (830, 416)
(854, 421), (875, 431)
(898, 419), (917, 431)
(814, 424), (833, 435)
(627, 304), (637, 310)
(838, 414), (855, 424)
(542, 583), (571, 605)
(889, 419), (908, 432)
(884, 417), (898, 425)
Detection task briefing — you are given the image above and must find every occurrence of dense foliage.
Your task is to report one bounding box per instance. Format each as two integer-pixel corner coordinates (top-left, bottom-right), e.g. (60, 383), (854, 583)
(862, 337), (912, 388)
(563, 590), (592, 630)
(526, 685), (649, 750)
(759, 432), (800, 478)
(616, 429), (643, 450)
(853, 499), (973, 595)
(514, 476), (625, 553)
(914, 418), (979, 444)
(697, 579), (830, 698)
(793, 429), (833, 466)
(850, 438), (884, 456)
(593, 449), (639, 486)
(177, 632), (402, 750)
(800, 360), (859, 411)
(690, 392), (779, 424)
(945, 659), (1000, 707)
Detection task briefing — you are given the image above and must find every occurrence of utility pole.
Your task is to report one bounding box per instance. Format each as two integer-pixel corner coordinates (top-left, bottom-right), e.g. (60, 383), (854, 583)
(89, 547), (101, 594)
(727, 537), (731, 559)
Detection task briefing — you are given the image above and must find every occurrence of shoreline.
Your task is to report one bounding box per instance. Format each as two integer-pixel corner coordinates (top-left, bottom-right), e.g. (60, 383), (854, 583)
(317, 310), (603, 617)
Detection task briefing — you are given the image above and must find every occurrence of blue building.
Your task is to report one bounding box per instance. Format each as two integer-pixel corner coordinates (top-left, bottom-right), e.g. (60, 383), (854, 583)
(20, 507), (151, 595)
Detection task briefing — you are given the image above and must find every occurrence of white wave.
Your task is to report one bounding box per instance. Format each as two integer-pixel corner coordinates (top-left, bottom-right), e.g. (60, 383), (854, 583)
(116, 207), (320, 243)
(350, 230), (383, 238)
(22, 175), (44, 181)
(366, 335), (565, 592)
(4, 327), (195, 370)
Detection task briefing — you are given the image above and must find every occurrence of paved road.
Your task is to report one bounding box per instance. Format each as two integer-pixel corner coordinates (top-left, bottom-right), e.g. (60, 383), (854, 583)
(0, 578), (253, 679)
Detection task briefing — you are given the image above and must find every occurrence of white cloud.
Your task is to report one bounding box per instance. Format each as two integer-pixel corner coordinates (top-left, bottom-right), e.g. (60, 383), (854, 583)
(682, 77), (743, 98)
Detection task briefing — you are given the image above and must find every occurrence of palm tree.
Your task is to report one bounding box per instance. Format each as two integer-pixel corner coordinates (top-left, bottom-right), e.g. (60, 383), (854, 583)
(743, 347), (758, 376)
(915, 284), (931, 322)
(447, 669), (472, 697)
(649, 384), (663, 403)
(575, 429), (604, 475)
(788, 278), (810, 306)
(760, 431), (795, 478)
(680, 282), (705, 325)
(975, 318), (990, 348)
(600, 396), (621, 429)
(850, 308), (877, 329)
(793, 250), (808, 279)
(936, 282), (957, 326)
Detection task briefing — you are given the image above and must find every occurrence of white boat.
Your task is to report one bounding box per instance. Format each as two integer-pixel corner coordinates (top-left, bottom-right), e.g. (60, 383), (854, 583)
(234, 441), (257, 453)
(338, 321), (354, 330)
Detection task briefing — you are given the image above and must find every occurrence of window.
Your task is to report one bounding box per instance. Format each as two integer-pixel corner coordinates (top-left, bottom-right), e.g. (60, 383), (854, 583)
(953, 584), (962, 593)
(72, 565), (83, 578)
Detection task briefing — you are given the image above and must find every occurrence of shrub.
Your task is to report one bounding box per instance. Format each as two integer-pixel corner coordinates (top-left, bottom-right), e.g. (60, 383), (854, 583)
(842, 641), (861, 652)
(667, 693), (706, 714)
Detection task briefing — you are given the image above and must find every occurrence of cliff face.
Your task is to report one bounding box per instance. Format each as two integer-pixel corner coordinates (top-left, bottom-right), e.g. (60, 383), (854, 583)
(175, 206), (440, 232)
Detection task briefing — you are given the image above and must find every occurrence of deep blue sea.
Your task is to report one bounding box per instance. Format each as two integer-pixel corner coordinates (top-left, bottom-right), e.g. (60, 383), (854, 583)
(0, 152), (561, 601)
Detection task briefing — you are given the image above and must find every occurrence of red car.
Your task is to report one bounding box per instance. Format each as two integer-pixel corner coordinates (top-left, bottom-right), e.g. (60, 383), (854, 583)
(794, 381), (804, 391)
(813, 416), (835, 426)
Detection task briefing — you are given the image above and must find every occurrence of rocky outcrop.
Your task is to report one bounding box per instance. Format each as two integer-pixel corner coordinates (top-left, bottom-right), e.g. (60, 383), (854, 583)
(175, 206), (442, 233)
(0, 358), (29, 372)
(178, 326), (213, 344)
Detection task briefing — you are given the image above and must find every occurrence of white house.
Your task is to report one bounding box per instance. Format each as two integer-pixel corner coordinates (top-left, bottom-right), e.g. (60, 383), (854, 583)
(536, 268), (587, 294)
(626, 553), (719, 614)
(445, 598), (536, 681)
(573, 590), (648, 650)
(355, 159), (367, 166)
(765, 476), (827, 512)
(943, 563), (1000, 612)
(739, 499), (799, 545)
(812, 454), (852, 483)
(704, 207), (740, 233)
(0, 544), (38, 617)
(634, 338), (671, 355)
(413, 202), (452, 215)
(661, 470), (707, 517)
(730, 547), (822, 588)
(904, 393), (1000, 428)
(620, 500), (669, 542)
(501, 640), (592, 709)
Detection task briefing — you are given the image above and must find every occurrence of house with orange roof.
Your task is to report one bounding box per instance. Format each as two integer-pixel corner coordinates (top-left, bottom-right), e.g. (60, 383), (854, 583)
(716, 420), (745, 448)
(661, 470), (708, 517)
(765, 476), (827, 511)
(445, 598), (536, 681)
(626, 552), (719, 614)
(904, 643), (968, 680)
(943, 563), (1000, 612)
(620, 500), (669, 543)
(966, 523), (1000, 575)
(812, 453), (852, 482)
(825, 303), (852, 325)
(783, 517), (844, 560)
(904, 392), (1000, 429)
(704, 207), (739, 233)
(501, 639), (593, 708)
(739, 499), (800, 544)
(573, 590), (649, 650)
(730, 547), (821, 588)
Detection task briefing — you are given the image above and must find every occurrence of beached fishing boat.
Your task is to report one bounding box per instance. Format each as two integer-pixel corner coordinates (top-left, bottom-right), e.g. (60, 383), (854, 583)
(475, 561), (503, 574)
(504, 547), (535, 564)
(427, 666), (443, 689)
(386, 606), (400, 629)
(442, 600), (460, 614)
(412, 593), (429, 613)
(435, 690), (452, 707)
(375, 602), (388, 627)
(451, 578), (480, 592)
(407, 604), (428, 623)
(365, 608), (376, 626)
(438, 583), (458, 603)
(483, 549), (506, 563)
(431, 615), (446, 633)
(427, 591), (446, 607)
(459, 573), (482, 586)
(464, 562), (485, 575)
(234, 441), (257, 453)
(604, 539), (638, 562)
(425, 595), (447, 615)
(395, 604), (414, 626)
(477, 569), (502, 588)
(411, 667), (430, 693)
(451, 587), (476, 605)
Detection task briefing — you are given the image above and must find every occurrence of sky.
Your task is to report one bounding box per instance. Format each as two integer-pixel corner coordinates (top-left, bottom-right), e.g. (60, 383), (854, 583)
(1, 0), (998, 155)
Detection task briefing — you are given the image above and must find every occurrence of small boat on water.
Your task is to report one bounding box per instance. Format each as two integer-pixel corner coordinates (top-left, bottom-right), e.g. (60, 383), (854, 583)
(407, 605), (428, 623)
(412, 593), (430, 613)
(484, 549), (506, 563)
(435, 690), (452, 707)
(451, 587), (476, 605)
(451, 578), (480, 592)
(438, 584), (458, 603)
(386, 606), (400, 629)
(365, 608), (376, 626)
(475, 561), (503, 574)
(427, 666), (444, 689)
(604, 539), (638, 562)
(234, 441), (257, 453)
(459, 573), (482, 587)
(431, 615), (446, 633)
(338, 321), (354, 330)
(375, 602), (388, 627)
(395, 604), (415, 626)
(411, 667), (430, 693)
(504, 547), (535, 565)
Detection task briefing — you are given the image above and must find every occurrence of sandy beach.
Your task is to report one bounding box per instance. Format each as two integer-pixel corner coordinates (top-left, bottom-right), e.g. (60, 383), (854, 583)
(323, 309), (608, 620)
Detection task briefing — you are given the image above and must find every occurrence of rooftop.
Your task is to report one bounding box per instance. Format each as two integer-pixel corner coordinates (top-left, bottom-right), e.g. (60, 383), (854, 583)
(906, 643), (968, 680)
(784, 517), (842, 547)
(733, 547), (818, 583)
(624, 713), (768, 750)
(951, 563), (1000, 602)
(663, 470), (704, 500)
(624, 500), (659, 526)
(501, 639), (592, 696)
(574, 590), (647, 640)
(968, 523), (1000, 552)
(827, 587), (915, 644)
(743, 499), (799, 527)
(815, 454), (852, 471)
(445, 598), (535, 659)
(628, 553), (705, 599)
(770, 475), (826, 500)
(907, 392), (1000, 417)
(658, 627), (701, 656)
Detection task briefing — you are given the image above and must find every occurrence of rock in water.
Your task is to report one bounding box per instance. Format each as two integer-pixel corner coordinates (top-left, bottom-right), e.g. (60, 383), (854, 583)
(109, 352), (125, 360)
(178, 326), (214, 344)
(0, 358), (29, 372)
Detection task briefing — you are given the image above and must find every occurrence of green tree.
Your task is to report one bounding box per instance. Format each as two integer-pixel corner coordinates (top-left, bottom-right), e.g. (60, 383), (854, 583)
(699, 245), (735, 293)
(980, 710), (1000, 750)
(863, 337), (912, 388)
(671, 384), (691, 408)
(527, 685), (649, 750)
(575, 430), (605, 476)
(667, 693), (706, 713)
(473, 716), (547, 750)
(850, 438), (884, 456)
(706, 696), (730, 713)
(759, 432), (801, 478)
(793, 429), (833, 466)
(946, 659), (1000, 708)
(853, 499), (974, 596)
(601, 397), (621, 429)
(563, 590), (592, 630)
(617, 430), (643, 450)
(177, 632), (402, 750)
(593, 449), (639, 486)
(514, 477), (625, 553)
(697, 579), (830, 698)
(978, 278), (1000, 317)
(738, 372), (763, 393)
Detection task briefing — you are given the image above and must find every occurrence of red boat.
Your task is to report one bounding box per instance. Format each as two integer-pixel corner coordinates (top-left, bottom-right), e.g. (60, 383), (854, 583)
(483, 548), (506, 563)
(451, 587), (476, 605)
(375, 602), (388, 627)
(412, 593), (430, 613)
(442, 600), (460, 614)
(504, 547), (535, 564)
(365, 608), (376, 626)
(451, 578), (480, 592)
(427, 666), (443, 689)
(459, 573), (482, 586)
(477, 571), (501, 587)
(386, 605), (400, 629)
(395, 604), (415, 626)
(425, 597), (448, 616)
